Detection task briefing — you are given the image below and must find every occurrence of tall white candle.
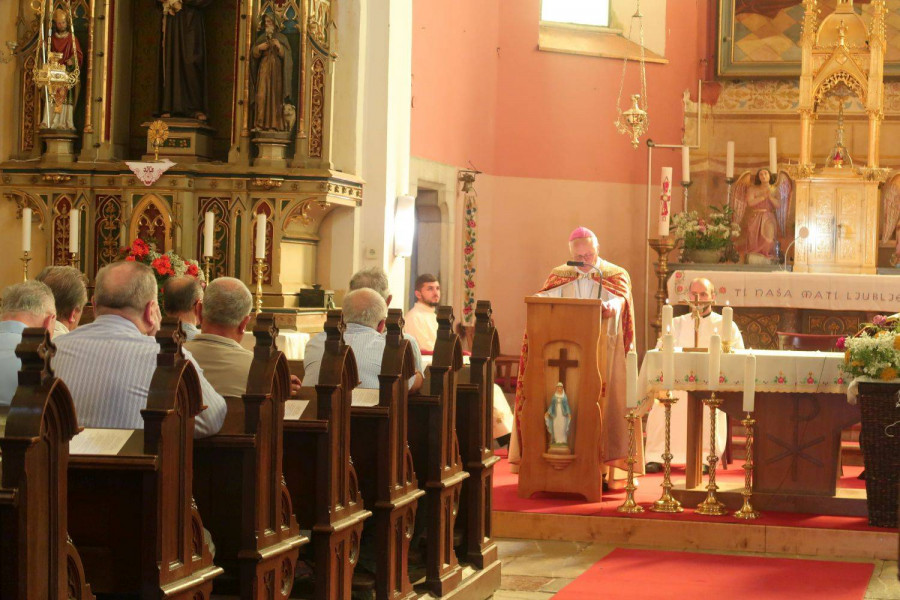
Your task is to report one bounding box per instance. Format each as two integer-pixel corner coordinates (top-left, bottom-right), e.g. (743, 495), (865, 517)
(203, 211), (215, 257)
(626, 346), (639, 408)
(659, 167), (672, 237)
(743, 353), (756, 412)
(726, 141), (735, 179)
(769, 137), (778, 175)
(708, 333), (721, 390)
(69, 208), (79, 254)
(681, 145), (691, 183)
(722, 303), (733, 345)
(661, 301), (673, 335)
(255, 214), (267, 260)
(662, 332), (675, 391)
(21, 207), (32, 253)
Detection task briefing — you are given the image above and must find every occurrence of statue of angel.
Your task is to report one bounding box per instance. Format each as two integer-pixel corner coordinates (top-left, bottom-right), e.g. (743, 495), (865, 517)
(880, 173), (900, 247)
(732, 169), (793, 259)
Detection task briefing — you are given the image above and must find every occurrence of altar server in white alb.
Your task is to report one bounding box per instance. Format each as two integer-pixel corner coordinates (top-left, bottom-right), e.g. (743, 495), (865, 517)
(644, 277), (744, 471)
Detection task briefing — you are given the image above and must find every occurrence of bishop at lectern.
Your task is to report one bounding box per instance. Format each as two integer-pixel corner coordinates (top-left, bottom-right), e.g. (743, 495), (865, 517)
(510, 227), (642, 498)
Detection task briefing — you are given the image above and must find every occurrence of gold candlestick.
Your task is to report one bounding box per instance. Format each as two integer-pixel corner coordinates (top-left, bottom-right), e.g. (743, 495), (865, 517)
(69, 251), (79, 269)
(650, 391), (683, 513)
(648, 237), (676, 341)
(21, 250), (31, 281)
(734, 413), (760, 520)
(203, 256), (212, 283)
(695, 391), (728, 516)
(253, 257), (265, 313)
(616, 409), (644, 514)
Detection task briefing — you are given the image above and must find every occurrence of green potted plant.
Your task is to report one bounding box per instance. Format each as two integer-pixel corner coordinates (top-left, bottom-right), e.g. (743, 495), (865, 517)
(671, 205), (740, 264)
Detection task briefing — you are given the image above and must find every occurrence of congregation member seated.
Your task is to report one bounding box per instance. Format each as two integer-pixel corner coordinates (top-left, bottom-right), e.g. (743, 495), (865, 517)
(184, 277), (301, 397)
(36, 265), (88, 338)
(348, 266), (424, 374)
(53, 261), (227, 437)
(303, 287), (424, 392)
(404, 273), (440, 352)
(162, 275), (204, 340)
(0, 280), (56, 405)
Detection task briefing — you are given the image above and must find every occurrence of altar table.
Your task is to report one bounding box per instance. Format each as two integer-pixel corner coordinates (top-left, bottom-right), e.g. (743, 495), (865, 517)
(640, 349), (861, 513)
(240, 330), (310, 360)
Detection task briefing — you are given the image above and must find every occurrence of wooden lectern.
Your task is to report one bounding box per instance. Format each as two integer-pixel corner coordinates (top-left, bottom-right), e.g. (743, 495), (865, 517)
(518, 297), (608, 502)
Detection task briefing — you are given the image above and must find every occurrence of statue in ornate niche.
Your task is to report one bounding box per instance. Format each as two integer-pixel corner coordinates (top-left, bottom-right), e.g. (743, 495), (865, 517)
(158, 0), (213, 121)
(251, 13), (294, 133)
(544, 382), (572, 451)
(732, 169), (793, 261)
(41, 8), (83, 131)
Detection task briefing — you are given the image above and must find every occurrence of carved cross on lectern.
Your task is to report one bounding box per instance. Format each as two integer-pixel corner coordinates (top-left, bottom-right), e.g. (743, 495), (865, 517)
(548, 348), (578, 387)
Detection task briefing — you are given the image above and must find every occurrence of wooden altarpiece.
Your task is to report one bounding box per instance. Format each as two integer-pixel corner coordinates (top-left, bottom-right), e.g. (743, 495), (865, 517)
(193, 313), (306, 599)
(454, 300), (501, 570)
(348, 309), (424, 600)
(792, 0), (889, 274)
(66, 319), (222, 598)
(0, 329), (94, 600)
(518, 297), (607, 502)
(283, 311), (371, 600)
(407, 307), (469, 596)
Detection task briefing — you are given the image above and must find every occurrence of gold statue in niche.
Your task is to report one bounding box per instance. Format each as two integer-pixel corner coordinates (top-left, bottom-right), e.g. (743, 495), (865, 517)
(41, 8), (83, 131)
(251, 13), (294, 133)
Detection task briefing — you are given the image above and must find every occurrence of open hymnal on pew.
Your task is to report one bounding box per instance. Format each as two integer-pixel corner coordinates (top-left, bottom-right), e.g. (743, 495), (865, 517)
(284, 400), (312, 420)
(69, 428), (142, 455)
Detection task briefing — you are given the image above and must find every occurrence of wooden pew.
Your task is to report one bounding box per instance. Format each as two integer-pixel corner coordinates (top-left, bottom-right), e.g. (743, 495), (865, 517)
(283, 311), (372, 600)
(408, 306), (469, 596)
(193, 313), (307, 598)
(0, 328), (94, 600)
(349, 309), (425, 600)
(454, 301), (500, 570)
(66, 319), (222, 598)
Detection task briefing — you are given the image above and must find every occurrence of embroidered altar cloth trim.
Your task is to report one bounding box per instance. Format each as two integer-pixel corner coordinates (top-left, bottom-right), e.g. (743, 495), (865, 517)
(668, 270), (900, 312)
(640, 348), (847, 400)
(125, 159), (176, 187)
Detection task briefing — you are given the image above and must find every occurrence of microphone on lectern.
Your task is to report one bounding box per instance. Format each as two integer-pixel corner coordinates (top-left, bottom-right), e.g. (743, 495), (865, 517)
(566, 261), (603, 299)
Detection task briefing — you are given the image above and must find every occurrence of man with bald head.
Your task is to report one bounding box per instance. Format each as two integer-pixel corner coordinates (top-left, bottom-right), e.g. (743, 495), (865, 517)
(163, 275), (204, 340)
(53, 261), (227, 437)
(303, 287), (424, 392)
(644, 277), (744, 471)
(0, 280), (57, 405)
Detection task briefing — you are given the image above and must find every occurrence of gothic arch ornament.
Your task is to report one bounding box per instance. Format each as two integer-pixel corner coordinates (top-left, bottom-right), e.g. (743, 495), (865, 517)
(131, 194), (174, 253)
(814, 72), (866, 106)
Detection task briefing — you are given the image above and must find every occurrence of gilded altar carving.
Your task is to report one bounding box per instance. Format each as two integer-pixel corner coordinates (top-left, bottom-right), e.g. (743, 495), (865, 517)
(309, 57), (325, 158)
(94, 194), (123, 271)
(308, 0), (330, 49)
(22, 55), (37, 153)
(52, 195), (73, 265)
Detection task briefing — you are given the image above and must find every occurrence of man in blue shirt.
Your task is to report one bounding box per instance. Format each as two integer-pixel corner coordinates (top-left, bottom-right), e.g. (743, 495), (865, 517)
(0, 280), (57, 405)
(303, 287), (423, 392)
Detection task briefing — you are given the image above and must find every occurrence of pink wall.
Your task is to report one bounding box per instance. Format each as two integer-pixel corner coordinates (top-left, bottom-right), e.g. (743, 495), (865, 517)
(410, 1), (500, 172)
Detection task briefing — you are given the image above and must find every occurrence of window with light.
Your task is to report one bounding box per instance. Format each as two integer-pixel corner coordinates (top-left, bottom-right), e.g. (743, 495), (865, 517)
(541, 0), (611, 28)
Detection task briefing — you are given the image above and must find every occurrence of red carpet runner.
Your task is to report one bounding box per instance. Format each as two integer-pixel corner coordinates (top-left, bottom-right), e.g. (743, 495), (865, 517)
(553, 548), (874, 600)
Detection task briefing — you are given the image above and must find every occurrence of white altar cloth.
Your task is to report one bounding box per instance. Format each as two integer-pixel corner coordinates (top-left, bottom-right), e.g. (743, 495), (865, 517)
(240, 330), (311, 360)
(639, 348), (848, 403)
(667, 269), (900, 312)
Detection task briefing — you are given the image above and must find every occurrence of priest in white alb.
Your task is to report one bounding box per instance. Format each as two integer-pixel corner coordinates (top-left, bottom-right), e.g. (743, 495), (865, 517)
(509, 226), (642, 486)
(644, 277), (744, 470)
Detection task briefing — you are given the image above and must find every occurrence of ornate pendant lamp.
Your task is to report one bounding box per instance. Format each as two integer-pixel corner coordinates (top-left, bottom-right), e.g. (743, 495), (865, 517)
(614, 0), (649, 149)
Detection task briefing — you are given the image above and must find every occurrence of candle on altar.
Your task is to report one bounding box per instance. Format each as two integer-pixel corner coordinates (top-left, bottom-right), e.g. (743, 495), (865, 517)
(681, 146), (690, 183)
(743, 353), (756, 412)
(769, 137), (778, 175)
(69, 208), (79, 254)
(203, 212), (215, 257)
(626, 345), (639, 408)
(708, 331), (721, 390)
(726, 141), (735, 179)
(662, 328), (675, 391)
(255, 214), (267, 260)
(661, 300), (673, 334)
(659, 167), (672, 237)
(21, 207), (31, 253)
(722, 302), (733, 344)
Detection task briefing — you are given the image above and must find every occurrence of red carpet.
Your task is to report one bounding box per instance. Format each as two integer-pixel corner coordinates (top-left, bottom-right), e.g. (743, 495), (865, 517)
(492, 451), (882, 531)
(553, 548), (874, 600)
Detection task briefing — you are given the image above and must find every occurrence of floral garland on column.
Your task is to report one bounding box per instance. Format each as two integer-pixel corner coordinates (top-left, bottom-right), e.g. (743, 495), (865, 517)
(462, 192), (477, 325)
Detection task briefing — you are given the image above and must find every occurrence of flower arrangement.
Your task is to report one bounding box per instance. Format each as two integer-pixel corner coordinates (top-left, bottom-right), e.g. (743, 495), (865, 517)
(671, 204), (740, 251)
(119, 238), (204, 310)
(839, 314), (900, 381)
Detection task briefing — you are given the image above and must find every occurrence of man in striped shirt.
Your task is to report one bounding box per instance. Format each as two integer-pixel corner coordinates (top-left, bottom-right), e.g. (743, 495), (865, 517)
(53, 261), (227, 437)
(302, 288), (423, 392)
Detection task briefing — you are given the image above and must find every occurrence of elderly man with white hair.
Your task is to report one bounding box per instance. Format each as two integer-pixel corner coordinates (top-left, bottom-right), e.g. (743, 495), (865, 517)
(303, 287), (424, 392)
(53, 261), (227, 437)
(0, 280), (57, 405)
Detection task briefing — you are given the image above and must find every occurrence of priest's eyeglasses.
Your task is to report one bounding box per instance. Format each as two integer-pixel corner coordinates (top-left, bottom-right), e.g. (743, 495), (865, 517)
(573, 252), (596, 262)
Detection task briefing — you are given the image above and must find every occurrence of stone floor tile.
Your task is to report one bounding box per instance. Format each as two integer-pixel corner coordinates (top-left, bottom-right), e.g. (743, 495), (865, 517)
(499, 575), (553, 592)
(500, 541), (614, 578)
(490, 591), (556, 600)
(864, 560), (900, 600)
(539, 577), (576, 593)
